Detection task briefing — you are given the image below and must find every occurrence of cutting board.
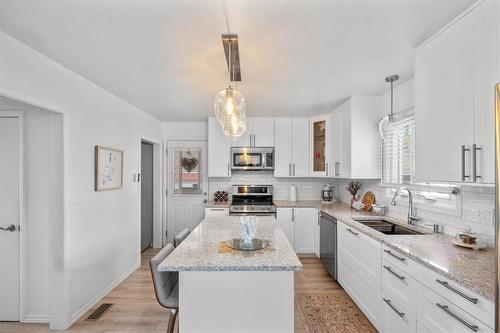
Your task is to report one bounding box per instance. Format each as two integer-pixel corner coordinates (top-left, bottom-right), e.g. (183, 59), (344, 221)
(362, 191), (375, 211)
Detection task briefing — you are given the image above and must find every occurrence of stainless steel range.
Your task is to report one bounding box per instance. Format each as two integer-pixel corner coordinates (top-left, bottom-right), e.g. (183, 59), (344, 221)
(229, 185), (276, 216)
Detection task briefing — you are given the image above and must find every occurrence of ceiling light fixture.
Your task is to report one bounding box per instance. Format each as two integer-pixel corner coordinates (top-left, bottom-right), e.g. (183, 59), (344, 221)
(214, 1), (246, 140)
(378, 74), (400, 138)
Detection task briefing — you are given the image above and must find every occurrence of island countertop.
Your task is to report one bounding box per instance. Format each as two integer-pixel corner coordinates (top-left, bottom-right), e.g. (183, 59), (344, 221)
(158, 215), (303, 272)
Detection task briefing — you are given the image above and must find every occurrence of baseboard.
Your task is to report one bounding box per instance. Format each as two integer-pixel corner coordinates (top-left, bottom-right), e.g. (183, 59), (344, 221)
(23, 314), (50, 324)
(70, 261), (141, 325)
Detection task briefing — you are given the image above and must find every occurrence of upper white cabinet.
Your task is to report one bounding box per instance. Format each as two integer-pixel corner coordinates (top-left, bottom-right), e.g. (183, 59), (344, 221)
(274, 118), (309, 177)
(329, 97), (383, 179)
(208, 117), (231, 177)
(231, 117), (274, 147)
(310, 114), (330, 177)
(415, 0), (499, 184)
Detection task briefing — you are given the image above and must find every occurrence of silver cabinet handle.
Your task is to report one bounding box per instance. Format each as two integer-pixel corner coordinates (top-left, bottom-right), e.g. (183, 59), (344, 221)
(436, 279), (478, 304)
(292, 209), (294, 221)
(383, 298), (405, 318)
(325, 162), (329, 176)
(436, 303), (478, 332)
(461, 145), (470, 181)
(383, 265), (406, 280)
(471, 144), (482, 182)
(0, 224), (16, 232)
(289, 163), (292, 176)
(210, 208), (225, 211)
(346, 228), (359, 236)
(335, 162), (340, 176)
(293, 163), (295, 176)
(227, 163), (230, 176)
(383, 249), (406, 261)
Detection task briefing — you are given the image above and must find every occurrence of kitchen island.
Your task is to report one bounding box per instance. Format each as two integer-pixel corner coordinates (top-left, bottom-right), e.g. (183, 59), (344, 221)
(158, 215), (302, 333)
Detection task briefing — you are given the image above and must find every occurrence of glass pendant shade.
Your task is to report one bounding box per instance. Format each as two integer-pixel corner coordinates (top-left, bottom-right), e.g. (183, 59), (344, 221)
(214, 86), (247, 140)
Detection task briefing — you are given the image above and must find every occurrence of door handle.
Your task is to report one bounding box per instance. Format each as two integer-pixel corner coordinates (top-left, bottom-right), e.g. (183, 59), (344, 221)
(471, 144), (482, 182)
(461, 145), (470, 181)
(0, 224), (16, 232)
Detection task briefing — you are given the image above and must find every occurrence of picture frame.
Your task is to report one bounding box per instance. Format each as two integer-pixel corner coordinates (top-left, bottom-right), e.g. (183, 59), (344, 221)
(94, 145), (123, 191)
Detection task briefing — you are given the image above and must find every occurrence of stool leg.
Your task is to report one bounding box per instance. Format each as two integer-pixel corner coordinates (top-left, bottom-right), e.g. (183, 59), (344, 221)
(166, 308), (178, 333)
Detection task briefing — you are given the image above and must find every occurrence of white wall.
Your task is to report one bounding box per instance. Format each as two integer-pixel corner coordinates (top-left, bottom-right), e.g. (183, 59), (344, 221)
(0, 30), (162, 328)
(162, 121), (207, 141)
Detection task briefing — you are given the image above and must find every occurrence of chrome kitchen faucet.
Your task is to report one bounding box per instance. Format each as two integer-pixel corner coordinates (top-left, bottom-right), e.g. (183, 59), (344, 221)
(391, 186), (420, 225)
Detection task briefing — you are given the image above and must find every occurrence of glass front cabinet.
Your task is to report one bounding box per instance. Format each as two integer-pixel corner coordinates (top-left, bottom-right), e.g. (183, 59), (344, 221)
(310, 114), (330, 177)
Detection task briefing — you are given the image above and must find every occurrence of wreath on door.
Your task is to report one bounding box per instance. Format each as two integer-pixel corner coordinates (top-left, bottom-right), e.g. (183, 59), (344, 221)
(182, 150), (199, 173)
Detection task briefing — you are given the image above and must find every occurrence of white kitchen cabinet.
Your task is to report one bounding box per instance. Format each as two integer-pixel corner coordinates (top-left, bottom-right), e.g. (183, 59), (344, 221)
(329, 97), (383, 179)
(293, 208), (317, 253)
(337, 221), (382, 330)
(381, 291), (417, 333)
(415, 0), (498, 184)
(208, 117), (231, 177)
(275, 207), (317, 254)
(231, 117), (274, 147)
(274, 118), (309, 177)
(314, 213), (320, 258)
(205, 207), (229, 216)
(310, 114), (330, 177)
(276, 208), (294, 246)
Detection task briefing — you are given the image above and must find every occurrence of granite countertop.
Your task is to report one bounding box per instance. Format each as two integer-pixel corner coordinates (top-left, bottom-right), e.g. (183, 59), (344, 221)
(275, 200), (495, 301)
(158, 215), (303, 272)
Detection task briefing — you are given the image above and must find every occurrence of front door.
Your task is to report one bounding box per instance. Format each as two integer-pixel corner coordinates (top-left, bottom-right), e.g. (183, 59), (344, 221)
(167, 141), (208, 242)
(0, 116), (20, 321)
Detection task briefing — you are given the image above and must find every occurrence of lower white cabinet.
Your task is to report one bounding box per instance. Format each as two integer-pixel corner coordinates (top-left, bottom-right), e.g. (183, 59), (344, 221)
(337, 221), (382, 331)
(204, 207), (229, 216)
(276, 208), (317, 254)
(337, 220), (494, 333)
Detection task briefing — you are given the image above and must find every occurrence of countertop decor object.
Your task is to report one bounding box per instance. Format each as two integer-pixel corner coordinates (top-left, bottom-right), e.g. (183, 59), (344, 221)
(346, 181), (361, 205)
(213, 190), (229, 203)
(321, 184), (334, 202)
(226, 238), (270, 251)
(351, 200), (365, 211)
(290, 184), (297, 202)
(361, 191), (375, 211)
(452, 238), (487, 251)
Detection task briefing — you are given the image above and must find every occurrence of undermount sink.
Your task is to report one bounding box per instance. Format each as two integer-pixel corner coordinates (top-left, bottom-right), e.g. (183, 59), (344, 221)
(352, 218), (425, 236)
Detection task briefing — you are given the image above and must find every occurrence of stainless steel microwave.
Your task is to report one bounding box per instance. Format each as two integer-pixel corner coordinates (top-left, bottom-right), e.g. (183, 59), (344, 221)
(230, 147), (274, 171)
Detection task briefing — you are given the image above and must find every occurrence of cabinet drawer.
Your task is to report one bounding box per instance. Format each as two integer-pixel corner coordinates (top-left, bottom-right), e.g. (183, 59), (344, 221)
(338, 222), (381, 289)
(339, 257), (381, 331)
(382, 244), (418, 276)
(204, 207), (229, 216)
(417, 284), (493, 333)
(382, 259), (417, 315)
(416, 264), (494, 328)
(381, 291), (416, 333)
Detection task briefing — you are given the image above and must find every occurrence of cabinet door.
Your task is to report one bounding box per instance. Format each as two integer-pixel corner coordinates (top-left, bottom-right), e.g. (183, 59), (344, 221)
(208, 117), (231, 177)
(415, 10), (476, 182)
(310, 115), (330, 177)
(291, 118), (310, 177)
(274, 118), (292, 177)
(252, 118), (275, 147)
(330, 107), (350, 178)
(294, 208), (316, 253)
(276, 208), (294, 247)
(474, 1), (499, 184)
(231, 118), (252, 147)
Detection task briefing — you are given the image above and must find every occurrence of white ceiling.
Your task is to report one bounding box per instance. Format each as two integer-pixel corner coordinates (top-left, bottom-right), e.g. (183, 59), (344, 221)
(0, 0), (475, 121)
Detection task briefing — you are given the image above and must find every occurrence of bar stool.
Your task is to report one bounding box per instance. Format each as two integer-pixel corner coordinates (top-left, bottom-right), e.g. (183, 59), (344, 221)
(150, 244), (179, 333)
(174, 228), (190, 247)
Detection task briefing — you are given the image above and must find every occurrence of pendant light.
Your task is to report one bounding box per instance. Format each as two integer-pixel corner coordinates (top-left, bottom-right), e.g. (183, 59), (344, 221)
(214, 2), (247, 140)
(378, 74), (400, 138)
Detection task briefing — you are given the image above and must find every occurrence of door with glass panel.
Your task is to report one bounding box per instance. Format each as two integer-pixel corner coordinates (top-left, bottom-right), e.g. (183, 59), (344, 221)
(167, 141), (208, 243)
(310, 114), (330, 177)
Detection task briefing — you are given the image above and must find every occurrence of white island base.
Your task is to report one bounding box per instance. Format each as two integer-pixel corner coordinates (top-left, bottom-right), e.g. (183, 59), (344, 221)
(179, 270), (294, 333)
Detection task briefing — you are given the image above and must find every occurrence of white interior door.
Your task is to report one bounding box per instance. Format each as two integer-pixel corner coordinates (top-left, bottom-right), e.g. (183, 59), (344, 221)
(0, 117), (20, 321)
(167, 141), (208, 242)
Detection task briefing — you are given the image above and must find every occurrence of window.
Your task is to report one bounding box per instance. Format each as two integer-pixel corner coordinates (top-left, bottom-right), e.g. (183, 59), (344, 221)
(381, 116), (415, 184)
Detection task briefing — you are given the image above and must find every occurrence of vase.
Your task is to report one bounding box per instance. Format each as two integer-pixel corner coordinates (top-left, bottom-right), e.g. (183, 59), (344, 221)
(351, 195), (358, 206)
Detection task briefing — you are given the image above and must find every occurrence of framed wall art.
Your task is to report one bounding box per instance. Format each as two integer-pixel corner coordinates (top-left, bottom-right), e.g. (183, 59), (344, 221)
(94, 145), (123, 191)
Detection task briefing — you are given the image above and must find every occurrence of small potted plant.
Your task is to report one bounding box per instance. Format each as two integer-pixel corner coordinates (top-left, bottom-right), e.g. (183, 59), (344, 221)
(346, 181), (362, 207)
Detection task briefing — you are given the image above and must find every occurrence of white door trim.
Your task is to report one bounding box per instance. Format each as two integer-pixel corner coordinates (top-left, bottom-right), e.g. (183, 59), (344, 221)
(139, 137), (163, 248)
(0, 111), (25, 322)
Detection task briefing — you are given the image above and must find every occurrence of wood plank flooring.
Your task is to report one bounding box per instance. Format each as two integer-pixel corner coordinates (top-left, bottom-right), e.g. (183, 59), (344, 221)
(0, 249), (368, 333)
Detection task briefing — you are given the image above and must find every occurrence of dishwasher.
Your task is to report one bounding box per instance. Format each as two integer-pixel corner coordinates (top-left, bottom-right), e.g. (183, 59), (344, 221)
(319, 212), (337, 280)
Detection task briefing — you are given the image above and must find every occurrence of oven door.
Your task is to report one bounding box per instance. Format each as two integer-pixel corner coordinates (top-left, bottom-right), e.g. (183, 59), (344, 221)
(231, 149), (264, 170)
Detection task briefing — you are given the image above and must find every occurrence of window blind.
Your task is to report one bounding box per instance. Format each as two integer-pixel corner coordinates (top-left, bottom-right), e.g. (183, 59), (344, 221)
(381, 116), (415, 184)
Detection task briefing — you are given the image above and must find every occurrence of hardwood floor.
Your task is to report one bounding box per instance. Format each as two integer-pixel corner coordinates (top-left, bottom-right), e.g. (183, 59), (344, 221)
(0, 249), (366, 333)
